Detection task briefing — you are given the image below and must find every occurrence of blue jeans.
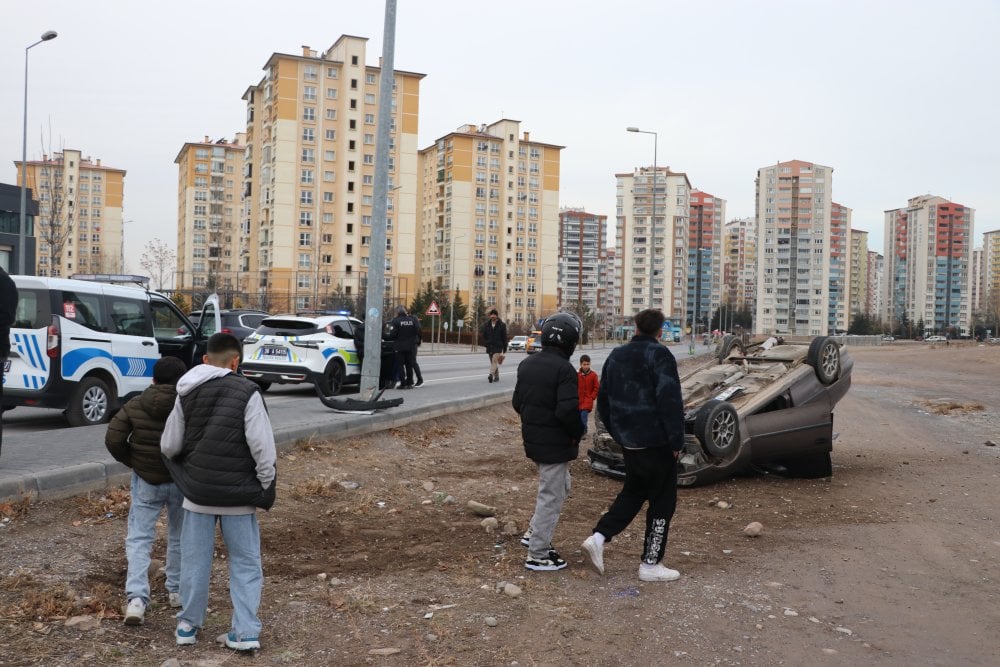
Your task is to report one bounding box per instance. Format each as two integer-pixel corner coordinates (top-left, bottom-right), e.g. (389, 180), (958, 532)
(580, 409), (590, 434)
(178, 510), (263, 640)
(126, 472), (184, 604)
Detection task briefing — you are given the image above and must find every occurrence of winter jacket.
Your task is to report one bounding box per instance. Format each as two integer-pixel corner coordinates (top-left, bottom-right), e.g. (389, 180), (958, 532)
(0, 267), (15, 359)
(512, 346), (584, 463)
(481, 319), (508, 355)
(105, 383), (178, 485)
(389, 314), (421, 352)
(577, 369), (599, 412)
(161, 364), (277, 513)
(597, 334), (685, 452)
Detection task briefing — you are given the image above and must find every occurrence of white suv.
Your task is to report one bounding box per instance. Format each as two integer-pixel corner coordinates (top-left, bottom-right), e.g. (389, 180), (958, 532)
(240, 314), (365, 396)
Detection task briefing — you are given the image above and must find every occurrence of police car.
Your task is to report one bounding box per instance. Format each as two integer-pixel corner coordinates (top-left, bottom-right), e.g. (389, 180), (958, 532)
(240, 314), (365, 396)
(4, 275), (219, 427)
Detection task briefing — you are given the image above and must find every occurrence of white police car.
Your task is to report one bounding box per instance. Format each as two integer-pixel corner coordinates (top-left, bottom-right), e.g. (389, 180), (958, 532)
(240, 314), (365, 396)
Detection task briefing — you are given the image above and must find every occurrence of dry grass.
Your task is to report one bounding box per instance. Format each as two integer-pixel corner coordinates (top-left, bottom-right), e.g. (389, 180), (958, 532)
(288, 477), (341, 499)
(0, 495), (33, 521)
(72, 486), (131, 521)
(921, 399), (985, 415)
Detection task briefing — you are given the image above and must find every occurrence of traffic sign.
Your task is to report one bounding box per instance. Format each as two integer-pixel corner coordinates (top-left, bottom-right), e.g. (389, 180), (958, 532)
(426, 300), (441, 316)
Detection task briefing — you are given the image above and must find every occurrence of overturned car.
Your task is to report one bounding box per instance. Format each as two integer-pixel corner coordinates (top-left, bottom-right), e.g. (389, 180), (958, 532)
(587, 335), (853, 486)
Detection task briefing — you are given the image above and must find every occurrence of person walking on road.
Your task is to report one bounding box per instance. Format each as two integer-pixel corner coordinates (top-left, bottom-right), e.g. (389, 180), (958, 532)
(105, 356), (188, 626)
(480, 308), (508, 383)
(161, 333), (277, 651)
(581, 308), (686, 583)
(388, 305), (423, 388)
(512, 312), (584, 571)
(0, 267), (16, 455)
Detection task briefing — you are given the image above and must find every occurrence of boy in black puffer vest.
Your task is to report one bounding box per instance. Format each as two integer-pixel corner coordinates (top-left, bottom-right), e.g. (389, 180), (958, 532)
(106, 356), (188, 626)
(161, 333), (276, 651)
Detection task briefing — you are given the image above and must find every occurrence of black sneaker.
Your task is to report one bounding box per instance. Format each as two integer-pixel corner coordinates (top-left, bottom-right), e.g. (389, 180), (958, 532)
(525, 550), (567, 571)
(414, 379), (423, 387)
(487, 374), (494, 383)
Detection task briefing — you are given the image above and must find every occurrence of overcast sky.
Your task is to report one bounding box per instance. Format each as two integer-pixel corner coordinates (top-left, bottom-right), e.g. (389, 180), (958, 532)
(4, 0), (997, 270)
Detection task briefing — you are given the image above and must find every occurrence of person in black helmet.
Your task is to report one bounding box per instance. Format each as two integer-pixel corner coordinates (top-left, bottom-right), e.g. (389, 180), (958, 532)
(512, 311), (585, 571)
(388, 305), (423, 388)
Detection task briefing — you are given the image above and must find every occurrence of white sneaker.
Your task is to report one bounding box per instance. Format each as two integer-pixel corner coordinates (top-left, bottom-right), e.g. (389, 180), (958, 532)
(168, 592), (182, 608)
(639, 563), (680, 582)
(581, 535), (605, 575)
(124, 598), (146, 625)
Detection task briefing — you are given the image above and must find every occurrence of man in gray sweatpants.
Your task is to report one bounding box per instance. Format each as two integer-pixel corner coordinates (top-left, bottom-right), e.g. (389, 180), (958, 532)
(511, 312), (584, 571)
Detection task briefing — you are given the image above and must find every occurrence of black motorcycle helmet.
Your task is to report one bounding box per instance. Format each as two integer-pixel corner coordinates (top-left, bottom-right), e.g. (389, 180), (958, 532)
(540, 311), (582, 355)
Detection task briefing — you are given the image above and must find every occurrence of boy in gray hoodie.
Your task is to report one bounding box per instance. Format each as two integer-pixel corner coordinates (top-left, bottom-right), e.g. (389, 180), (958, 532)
(161, 333), (276, 651)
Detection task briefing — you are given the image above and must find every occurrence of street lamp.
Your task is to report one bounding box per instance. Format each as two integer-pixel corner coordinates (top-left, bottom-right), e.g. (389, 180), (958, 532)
(627, 126), (658, 309)
(18, 30), (58, 274)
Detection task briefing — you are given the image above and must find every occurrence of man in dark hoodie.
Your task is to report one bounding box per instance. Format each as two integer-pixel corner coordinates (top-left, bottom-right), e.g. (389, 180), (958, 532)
(512, 312), (584, 571)
(581, 308), (686, 582)
(105, 356), (188, 625)
(0, 266), (16, 454)
(161, 333), (276, 651)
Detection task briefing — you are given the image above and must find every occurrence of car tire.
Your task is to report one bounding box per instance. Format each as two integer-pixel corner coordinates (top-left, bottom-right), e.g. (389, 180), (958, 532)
(694, 399), (740, 457)
(66, 377), (115, 427)
(717, 334), (744, 363)
(252, 380), (272, 392)
(316, 358), (346, 399)
(807, 336), (841, 385)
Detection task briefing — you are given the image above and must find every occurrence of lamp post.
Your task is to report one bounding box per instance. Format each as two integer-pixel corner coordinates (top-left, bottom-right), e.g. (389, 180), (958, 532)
(627, 126), (658, 310)
(448, 233), (466, 344)
(18, 30), (58, 274)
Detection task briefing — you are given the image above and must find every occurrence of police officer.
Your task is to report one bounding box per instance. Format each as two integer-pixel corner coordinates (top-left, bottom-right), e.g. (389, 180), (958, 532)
(389, 306), (423, 388)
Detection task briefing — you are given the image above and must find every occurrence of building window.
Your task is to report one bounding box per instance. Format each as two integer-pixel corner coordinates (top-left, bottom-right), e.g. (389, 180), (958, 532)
(299, 212), (312, 226)
(364, 93), (376, 105)
(366, 72), (376, 84)
(300, 169), (313, 184)
(326, 87), (338, 99)
(303, 107), (315, 121)
(325, 129), (336, 141)
(326, 66), (338, 78)
(302, 128), (314, 142)
(300, 190), (313, 204)
(324, 150), (335, 161)
(299, 233), (312, 246)
(364, 113), (375, 124)
(301, 148), (315, 163)
(303, 86), (316, 101)
(325, 109), (336, 120)
(323, 191), (333, 203)
(299, 253), (311, 267)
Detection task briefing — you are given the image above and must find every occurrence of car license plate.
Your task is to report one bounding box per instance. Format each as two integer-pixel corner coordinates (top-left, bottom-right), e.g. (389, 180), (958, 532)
(260, 346), (288, 361)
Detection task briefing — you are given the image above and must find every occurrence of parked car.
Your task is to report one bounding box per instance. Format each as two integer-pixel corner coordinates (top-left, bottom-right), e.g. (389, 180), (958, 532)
(4, 275), (218, 427)
(188, 308), (269, 342)
(240, 314), (394, 398)
(525, 330), (543, 354)
(881, 335), (895, 342)
(588, 335), (853, 486)
(508, 335), (528, 351)
(925, 335), (947, 343)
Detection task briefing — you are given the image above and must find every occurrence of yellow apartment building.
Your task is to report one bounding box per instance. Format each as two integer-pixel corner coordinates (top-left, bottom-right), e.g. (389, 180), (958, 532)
(241, 35), (424, 313)
(417, 119), (563, 327)
(174, 135), (246, 300)
(15, 150), (125, 277)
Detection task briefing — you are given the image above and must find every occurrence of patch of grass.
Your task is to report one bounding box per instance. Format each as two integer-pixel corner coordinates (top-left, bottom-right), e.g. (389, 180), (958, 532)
(0, 495), (33, 521)
(289, 477), (341, 500)
(922, 400), (985, 415)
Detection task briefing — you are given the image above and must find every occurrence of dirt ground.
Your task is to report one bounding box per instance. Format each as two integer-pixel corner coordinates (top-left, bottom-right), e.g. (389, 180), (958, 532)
(1, 342), (998, 666)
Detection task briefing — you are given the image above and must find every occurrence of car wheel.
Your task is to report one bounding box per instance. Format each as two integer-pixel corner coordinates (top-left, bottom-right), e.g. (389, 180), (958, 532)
(252, 380), (272, 392)
(316, 358), (346, 398)
(807, 336), (841, 385)
(67, 377), (115, 427)
(694, 399), (740, 457)
(717, 334), (744, 363)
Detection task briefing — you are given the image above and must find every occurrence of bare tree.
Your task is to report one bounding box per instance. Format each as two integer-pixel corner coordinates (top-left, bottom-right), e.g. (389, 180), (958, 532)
(31, 134), (73, 276)
(140, 238), (177, 290)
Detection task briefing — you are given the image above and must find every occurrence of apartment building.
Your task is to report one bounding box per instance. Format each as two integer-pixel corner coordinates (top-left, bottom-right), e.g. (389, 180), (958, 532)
(754, 160), (834, 336)
(416, 119), (562, 326)
(847, 228), (868, 326)
(614, 166), (691, 326)
(15, 149), (125, 277)
(970, 246), (984, 319)
(558, 207), (607, 315)
(981, 229), (1000, 325)
(865, 251), (883, 319)
(828, 202), (852, 333)
(883, 195), (974, 335)
(687, 190), (725, 334)
(722, 216), (757, 313)
(603, 246), (618, 335)
(174, 135), (245, 296)
(241, 36), (424, 312)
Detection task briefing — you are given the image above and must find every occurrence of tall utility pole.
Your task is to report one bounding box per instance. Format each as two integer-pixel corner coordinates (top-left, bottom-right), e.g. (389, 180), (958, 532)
(627, 126), (657, 309)
(360, 0), (396, 399)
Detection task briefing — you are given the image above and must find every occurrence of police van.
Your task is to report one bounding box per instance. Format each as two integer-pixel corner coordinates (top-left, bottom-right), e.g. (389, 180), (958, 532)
(4, 276), (220, 426)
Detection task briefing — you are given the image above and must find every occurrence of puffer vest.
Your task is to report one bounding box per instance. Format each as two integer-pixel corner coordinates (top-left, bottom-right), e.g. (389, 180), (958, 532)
(166, 373), (275, 509)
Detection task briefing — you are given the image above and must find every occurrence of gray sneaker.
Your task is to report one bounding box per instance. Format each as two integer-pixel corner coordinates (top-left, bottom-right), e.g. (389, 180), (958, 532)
(124, 598), (145, 626)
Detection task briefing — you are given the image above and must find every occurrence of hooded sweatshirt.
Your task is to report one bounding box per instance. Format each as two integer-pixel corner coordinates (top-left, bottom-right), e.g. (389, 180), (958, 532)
(161, 363), (276, 515)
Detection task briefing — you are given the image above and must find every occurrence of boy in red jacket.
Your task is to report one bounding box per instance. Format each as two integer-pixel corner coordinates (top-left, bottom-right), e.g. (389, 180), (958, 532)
(577, 354), (599, 434)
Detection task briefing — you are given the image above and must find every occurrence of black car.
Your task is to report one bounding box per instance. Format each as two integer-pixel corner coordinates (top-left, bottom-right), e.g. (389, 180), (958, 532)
(188, 309), (270, 341)
(588, 335), (853, 486)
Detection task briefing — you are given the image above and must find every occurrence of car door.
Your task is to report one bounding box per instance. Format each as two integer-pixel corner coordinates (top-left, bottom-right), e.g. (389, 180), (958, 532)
(743, 390), (834, 462)
(150, 294), (220, 368)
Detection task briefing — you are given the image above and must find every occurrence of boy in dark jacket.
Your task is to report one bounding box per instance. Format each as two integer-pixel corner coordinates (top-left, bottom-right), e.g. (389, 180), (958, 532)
(105, 356), (188, 625)
(512, 312), (584, 571)
(581, 309), (686, 582)
(161, 333), (277, 650)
